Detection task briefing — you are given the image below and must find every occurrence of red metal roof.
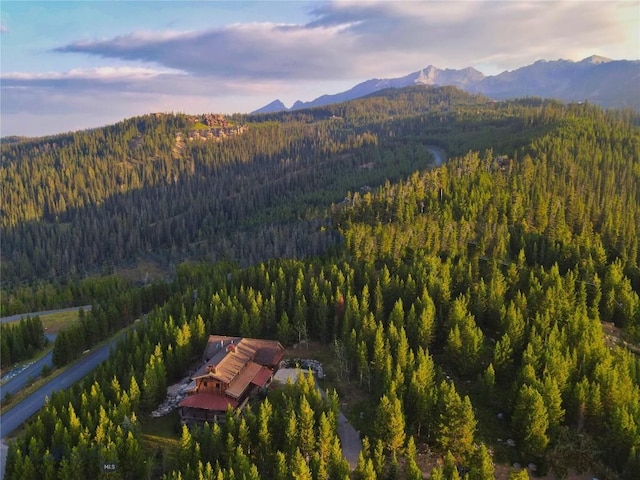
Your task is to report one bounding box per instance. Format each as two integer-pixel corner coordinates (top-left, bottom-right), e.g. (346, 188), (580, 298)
(179, 393), (239, 412)
(251, 367), (273, 388)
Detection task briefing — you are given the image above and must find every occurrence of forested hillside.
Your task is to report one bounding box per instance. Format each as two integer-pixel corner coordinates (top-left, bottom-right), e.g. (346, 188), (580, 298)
(3, 87), (555, 291)
(3, 88), (640, 479)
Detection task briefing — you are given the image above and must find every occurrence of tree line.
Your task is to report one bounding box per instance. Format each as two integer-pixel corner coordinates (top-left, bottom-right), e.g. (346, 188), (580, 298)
(0, 316), (46, 367)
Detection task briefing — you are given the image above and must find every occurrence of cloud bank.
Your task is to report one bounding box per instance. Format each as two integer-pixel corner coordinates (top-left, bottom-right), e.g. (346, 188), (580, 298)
(53, 1), (639, 79)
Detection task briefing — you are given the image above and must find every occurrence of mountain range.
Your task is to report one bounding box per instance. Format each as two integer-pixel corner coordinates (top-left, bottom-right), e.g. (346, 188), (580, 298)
(253, 55), (640, 113)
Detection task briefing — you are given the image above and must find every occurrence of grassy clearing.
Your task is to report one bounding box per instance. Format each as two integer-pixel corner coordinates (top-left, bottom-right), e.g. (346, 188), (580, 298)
(191, 122), (212, 131)
(115, 260), (168, 284)
(39, 309), (82, 333)
(284, 341), (336, 365)
(141, 410), (182, 439)
(2, 308), (82, 335)
(5, 308), (83, 333)
(140, 410), (181, 475)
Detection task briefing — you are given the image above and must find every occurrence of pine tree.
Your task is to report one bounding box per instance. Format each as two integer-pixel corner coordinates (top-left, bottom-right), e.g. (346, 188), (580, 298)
(429, 466), (444, 480)
(493, 333), (514, 379)
(405, 347), (436, 438)
(483, 363), (496, 389)
(541, 375), (565, 436)
(1, 330), (11, 366)
(442, 451), (461, 480)
(277, 312), (293, 345)
(508, 469), (530, 480)
(283, 411), (298, 456)
(404, 436), (423, 480)
(512, 384), (549, 457)
(274, 451), (288, 480)
(416, 291), (436, 349)
(179, 424), (194, 467)
(298, 395), (316, 458)
(355, 450), (377, 480)
(58, 447), (84, 480)
(20, 454), (38, 480)
(42, 450), (57, 480)
(435, 381), (477, 461)
(317, 412), (334, 463)
(141, 344), (167, 412)
(375, 393), (406, 456)
(291, 447), (313, 480)
(328, 435), (351, 479)
(468, 443), (494, 480)
(256, 399), (273, 468)
(128, 375), (141, 410)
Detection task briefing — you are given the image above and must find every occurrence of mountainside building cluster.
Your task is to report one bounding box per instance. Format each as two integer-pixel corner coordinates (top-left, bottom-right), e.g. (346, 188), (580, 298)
(185, 125), (247, 142)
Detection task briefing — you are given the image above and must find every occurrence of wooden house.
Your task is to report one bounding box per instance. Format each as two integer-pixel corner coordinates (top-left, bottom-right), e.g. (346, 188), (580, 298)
(179, 335), (284, 424)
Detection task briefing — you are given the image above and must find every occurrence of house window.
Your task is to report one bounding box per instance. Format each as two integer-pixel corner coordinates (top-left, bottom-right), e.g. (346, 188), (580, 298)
(203, 381), (208, 387)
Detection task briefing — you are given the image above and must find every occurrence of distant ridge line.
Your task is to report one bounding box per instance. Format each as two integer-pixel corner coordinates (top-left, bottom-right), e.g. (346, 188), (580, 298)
(252, 56), (639, 113)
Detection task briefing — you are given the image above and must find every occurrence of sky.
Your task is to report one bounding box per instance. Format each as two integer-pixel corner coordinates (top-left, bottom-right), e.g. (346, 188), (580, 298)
(1, 0), (639, 137)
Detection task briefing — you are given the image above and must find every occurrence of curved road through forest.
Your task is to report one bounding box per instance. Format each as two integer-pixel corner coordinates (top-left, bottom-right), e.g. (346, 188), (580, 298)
(0, 336), (55, 397)
(425, 145), (447, 167)
(0, 337), (121, 436)
(0, 329), (126, 478)
(1, 304), (93, 394)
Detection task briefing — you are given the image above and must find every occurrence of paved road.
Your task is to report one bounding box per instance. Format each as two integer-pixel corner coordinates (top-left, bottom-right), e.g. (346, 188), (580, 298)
(0, 323), (135, 479)
(336, 410), (362, 469)
(0, 351), (54, 397)
(0, 305), (91, 397)
(0, 333), (56, 381)
(0, 305), (92, 324)
(0, 335), (120, 438)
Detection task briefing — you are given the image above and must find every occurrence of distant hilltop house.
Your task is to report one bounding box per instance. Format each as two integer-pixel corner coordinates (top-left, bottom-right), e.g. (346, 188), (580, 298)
(183, 113), (248, 141)
(179, 335), (284, 424)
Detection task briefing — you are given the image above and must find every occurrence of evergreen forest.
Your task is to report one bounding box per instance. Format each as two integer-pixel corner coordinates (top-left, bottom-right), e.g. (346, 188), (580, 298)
(2, 85), (640, 479)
